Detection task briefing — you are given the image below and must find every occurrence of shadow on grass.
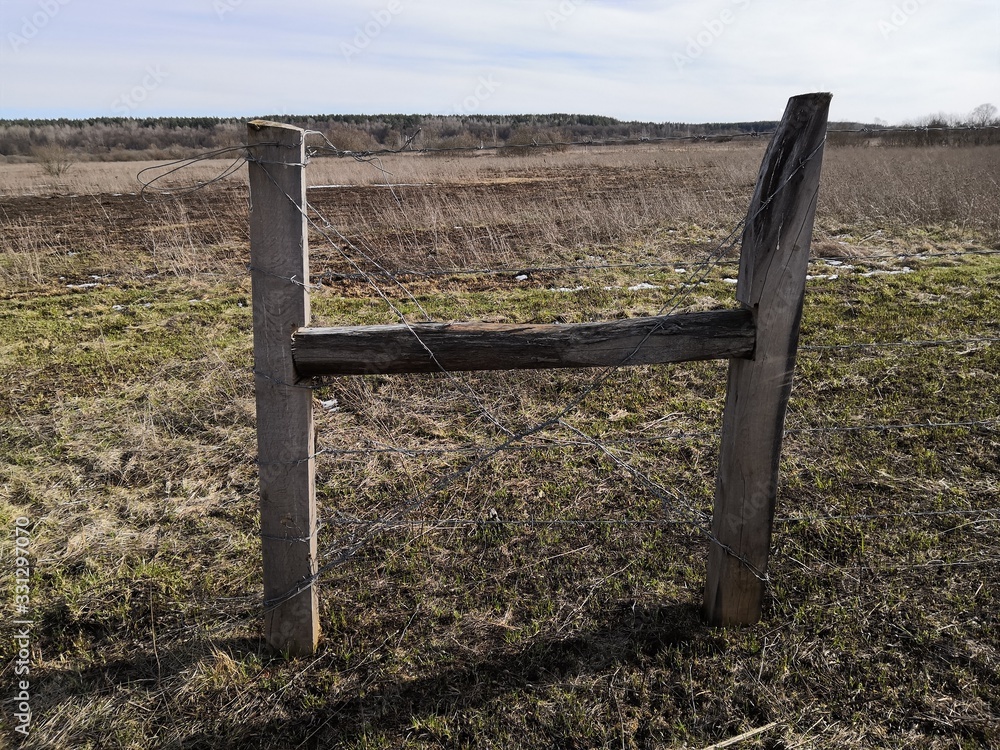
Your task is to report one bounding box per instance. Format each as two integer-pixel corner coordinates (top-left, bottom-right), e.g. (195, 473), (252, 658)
(275, 601), (711, 748)
(33, 599), (716, 748)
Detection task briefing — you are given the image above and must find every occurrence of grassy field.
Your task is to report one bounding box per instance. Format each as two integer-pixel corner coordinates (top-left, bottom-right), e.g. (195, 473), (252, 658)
(1, 142), (998, 749)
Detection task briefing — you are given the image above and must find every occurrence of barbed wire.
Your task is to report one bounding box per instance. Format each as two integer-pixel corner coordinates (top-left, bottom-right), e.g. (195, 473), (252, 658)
(560, 419), (774, 580)
(832, 249), (1000, 261)
(253, 134), (833, 610)
(314, 428), (720, 459)
(45, 412), (991, 468)
(149, 128), (991, 616)
(784, 418), (998, 435)
(796, 557), (1000, 575)
(319, 506), (1000, 531)
(312, 259), (738, 282)
(247, 151), (518, 441)
(798, 337), (998, 352)
(7, 120), (996, 658)
(136, 144), (258, 200)
(306, 247), (999, 286)
(312, 418), (997, 462)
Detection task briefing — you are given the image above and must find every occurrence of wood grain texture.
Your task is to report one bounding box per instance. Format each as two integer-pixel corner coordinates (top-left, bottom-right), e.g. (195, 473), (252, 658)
(249, 121), (319, 655)
(292, 309), (755, 376)
(704, 93), (832, 626)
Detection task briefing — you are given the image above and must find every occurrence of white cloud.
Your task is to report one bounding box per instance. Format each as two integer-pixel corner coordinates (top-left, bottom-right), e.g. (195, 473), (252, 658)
(1, 0), (997, 122)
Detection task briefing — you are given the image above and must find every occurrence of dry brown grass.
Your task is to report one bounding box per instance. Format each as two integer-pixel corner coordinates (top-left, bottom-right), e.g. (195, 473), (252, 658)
(0, 142), (997, 749)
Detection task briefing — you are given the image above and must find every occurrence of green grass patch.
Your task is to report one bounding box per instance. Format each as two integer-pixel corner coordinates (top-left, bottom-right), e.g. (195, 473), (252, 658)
(0, 176), (997, 749)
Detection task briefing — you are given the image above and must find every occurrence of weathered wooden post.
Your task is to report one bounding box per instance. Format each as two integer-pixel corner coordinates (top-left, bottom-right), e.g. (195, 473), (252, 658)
(248, 121), (320, 655)
(703, 93), (832, 625)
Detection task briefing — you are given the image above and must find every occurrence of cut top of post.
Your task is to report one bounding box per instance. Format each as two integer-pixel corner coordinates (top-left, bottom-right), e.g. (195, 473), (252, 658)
(737, 92), (832, 310)
(248, 119), (307, 133)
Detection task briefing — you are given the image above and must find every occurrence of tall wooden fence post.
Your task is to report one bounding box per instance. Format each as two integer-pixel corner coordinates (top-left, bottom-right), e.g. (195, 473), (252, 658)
(704, 93), (832, 626)
(248, 121), (319, 655)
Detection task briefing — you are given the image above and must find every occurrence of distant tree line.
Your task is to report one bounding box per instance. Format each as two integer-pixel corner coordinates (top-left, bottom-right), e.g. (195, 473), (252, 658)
(0, 105), (995, 163)
(0, 113), (786, 161)
(828, 103), (999, 147)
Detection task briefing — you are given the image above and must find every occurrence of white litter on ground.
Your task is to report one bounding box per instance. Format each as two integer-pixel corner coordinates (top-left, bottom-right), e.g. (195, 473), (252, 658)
(861, 267), (913, 277)
(628, 282), (661, 291)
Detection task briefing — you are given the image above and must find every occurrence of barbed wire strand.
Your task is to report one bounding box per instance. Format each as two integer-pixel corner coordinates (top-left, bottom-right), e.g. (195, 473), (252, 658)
(246, 148), (517, 442)
(557, 420), (769, 580)
(320, 506), (1000, 531)
(306, 248), (1000, 286)
(136, 144), (261, 200)
(305, 127), (420, 209)
(313, 417), (997, 461)
(799, 337), (998, 352)
(784, 418), (998, 435)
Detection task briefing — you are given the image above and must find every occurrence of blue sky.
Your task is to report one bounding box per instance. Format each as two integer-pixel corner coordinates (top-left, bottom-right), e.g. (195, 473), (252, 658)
(1, 0), (997, 123)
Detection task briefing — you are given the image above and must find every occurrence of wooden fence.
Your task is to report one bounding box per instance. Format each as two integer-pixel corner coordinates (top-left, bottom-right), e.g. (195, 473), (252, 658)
(248, 92), (832, 656)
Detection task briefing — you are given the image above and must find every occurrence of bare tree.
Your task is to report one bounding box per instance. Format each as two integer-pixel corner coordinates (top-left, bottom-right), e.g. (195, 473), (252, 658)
(969, 103), (998, 127)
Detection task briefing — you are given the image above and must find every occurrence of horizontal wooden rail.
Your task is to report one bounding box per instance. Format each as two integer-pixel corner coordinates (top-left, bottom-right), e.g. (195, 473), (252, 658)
(292, 309), (755, 376)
